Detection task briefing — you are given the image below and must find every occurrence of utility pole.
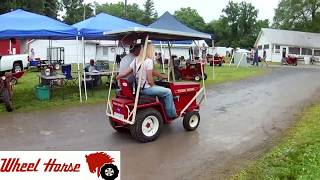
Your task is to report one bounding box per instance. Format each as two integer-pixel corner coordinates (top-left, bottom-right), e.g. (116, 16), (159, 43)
(124, 0), (128, 18)
(83, 3), (86, 20)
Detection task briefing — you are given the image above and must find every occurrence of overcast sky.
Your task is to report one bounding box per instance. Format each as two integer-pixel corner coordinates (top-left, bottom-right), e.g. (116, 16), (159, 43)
(84, 0), (280, 22)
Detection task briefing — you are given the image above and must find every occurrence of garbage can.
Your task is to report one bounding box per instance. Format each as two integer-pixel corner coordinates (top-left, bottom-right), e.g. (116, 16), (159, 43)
(35, 85), (50, 101)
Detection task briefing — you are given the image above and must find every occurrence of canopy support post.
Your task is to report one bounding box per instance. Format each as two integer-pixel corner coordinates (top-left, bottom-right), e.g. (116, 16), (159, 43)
(212, 39), (215, 80)
(160, 41), (165, 74)
(236, 53), (245, 69)
(167, 41), (175, 82)
(82, 36), (88, 100)
(76, 36), (82, 102)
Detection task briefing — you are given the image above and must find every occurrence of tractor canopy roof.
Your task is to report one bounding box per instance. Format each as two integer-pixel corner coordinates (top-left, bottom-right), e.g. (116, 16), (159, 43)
(104, 27), (211, 41)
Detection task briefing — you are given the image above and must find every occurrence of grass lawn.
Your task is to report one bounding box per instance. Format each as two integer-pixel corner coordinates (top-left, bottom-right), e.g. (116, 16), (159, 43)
(0, 64), (267, 113)
(234, 103), (320, 179)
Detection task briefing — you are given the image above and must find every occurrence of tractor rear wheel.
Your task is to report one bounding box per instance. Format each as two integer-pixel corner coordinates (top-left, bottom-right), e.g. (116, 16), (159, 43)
(183, 111), (200, 131)
(2, 88), (13, 112)
(109, 117), (128, 133)
(130, 108), (163, 143)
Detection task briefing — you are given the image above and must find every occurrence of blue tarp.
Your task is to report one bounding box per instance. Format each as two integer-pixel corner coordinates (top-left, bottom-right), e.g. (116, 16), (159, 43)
(73, 13), (144, 39)
(0, 9), (77, 39)
(148, 11), (211, 42)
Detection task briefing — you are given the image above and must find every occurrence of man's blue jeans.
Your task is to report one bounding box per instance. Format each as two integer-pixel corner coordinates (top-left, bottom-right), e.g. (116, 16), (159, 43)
(141, 85), (176, 118)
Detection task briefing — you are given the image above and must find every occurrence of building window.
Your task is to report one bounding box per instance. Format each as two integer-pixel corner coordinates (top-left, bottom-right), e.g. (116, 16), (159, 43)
(274, 45), (280, 53)
(314, 50), (320, 56)
(264, 44), (269, 49)
(103, 47), (108, 56)
(258, 45), (262, 50)
(301, 48), (312, 55)
(289, 47), (300, 55)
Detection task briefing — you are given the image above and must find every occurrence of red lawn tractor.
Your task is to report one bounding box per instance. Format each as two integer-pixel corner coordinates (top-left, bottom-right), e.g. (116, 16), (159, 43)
(282, 56), (298, 66)
(0, 72), (14, 111)
(207, 54), (223, 66)
(173, 61), (207, 82)
(109, 79), (202, 142)
(105, 27), (209, 143)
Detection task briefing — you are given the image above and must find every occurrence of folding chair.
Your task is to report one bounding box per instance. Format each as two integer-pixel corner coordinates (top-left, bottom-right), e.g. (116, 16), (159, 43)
(61, 64), (78, 86)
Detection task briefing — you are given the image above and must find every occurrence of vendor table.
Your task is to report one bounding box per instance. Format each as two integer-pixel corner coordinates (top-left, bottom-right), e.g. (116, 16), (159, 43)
(37, 74), (66, 99)
(85, 70), (119, 85)
(84, 70), (119, 95)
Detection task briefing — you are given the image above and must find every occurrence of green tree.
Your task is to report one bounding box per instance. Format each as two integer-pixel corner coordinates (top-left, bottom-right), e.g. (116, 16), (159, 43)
(206, 1), (267, 48)
(61, 0), (93, 25)
(0, 0), (44, 15)
(95, 2), (144, 24)
(174, 7), (206, 31)
(44, 0), (61, 19)
(142, 0), (158, 25)
(273, 0), (320, 32)
(0, 0), (60, 19)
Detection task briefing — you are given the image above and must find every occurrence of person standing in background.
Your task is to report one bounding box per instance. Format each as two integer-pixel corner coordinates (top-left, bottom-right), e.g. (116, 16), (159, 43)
(252, 47), (259, 66)
(201, 43), (207, 60)
(29, 48), (35, 61)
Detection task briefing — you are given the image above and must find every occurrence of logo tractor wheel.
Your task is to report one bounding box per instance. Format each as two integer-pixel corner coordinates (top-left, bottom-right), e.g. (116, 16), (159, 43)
(100, 163), (119, 180)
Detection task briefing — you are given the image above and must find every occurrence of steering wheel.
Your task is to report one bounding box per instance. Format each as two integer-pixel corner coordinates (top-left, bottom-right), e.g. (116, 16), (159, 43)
(155, 79), (169, 88)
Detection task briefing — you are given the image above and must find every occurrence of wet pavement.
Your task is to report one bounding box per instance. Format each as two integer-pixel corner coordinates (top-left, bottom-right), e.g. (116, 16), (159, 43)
(1, 67), (320, 179)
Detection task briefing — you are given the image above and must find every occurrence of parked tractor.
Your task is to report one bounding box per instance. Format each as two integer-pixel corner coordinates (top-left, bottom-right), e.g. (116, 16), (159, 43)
(0, 72), (14, 111)
(173, 61), (207, 82)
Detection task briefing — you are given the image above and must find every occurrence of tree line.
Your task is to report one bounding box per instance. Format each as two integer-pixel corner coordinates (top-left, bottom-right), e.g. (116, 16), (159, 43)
(0, 0), (317, 48)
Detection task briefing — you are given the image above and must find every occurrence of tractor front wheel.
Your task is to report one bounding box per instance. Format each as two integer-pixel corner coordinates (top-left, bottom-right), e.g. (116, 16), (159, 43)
(130, 108), (163, 143)
(183, 111), (200, 131)
(2, 88), (13, 112)
(11, 77), (18, 85)
(194, 75), (201, 82)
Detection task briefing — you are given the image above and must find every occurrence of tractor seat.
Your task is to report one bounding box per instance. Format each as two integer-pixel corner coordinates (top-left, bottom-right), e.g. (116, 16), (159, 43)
(118, 79), (157, 105)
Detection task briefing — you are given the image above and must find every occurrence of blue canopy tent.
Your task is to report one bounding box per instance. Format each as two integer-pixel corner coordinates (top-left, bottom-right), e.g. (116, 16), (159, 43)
(148, 11), (212, 76)
(0, 9), (83, 102)
(73, 13), (144, 39)
(0, 9), (77, 39)
(72, 13), (145, 100)
(148, 11), (211, 42)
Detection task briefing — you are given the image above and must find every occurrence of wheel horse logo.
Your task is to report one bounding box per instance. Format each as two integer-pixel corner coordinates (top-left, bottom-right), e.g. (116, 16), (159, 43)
(85, 152), (120, 180)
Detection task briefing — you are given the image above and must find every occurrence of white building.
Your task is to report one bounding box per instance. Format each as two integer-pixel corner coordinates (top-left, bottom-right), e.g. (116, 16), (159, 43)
(29, 40), (204, 64)
(29, 40), (120, 64)
(255, 28), (320, 62)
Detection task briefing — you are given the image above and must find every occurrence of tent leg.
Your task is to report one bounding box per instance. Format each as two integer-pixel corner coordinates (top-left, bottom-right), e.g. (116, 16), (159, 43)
(212, 40), (215, 80)
(160, 41), (165, 74)
(236, 53), (245, 69)
(167, 41), (175, 82)
(76, 36), (82, 102)
(82, 37), (88, 100)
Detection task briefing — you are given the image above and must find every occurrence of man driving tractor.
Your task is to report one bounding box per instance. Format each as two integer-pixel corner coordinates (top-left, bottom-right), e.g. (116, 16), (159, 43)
(116, 42), (177, 119)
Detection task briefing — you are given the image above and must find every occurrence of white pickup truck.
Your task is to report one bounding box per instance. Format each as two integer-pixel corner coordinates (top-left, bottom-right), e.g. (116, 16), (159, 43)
(0, 54), (29, 73)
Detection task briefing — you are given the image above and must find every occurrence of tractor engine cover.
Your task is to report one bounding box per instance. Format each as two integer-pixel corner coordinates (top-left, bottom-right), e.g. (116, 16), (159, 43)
(169, 82), (200, 114)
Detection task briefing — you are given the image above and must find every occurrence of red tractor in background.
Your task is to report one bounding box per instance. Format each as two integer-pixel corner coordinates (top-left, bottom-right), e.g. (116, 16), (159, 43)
(173, 61), (207, 82)
(207, 54), (223, 66)
(282, 56), (298, 66)
(0, 72), (14, 111)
